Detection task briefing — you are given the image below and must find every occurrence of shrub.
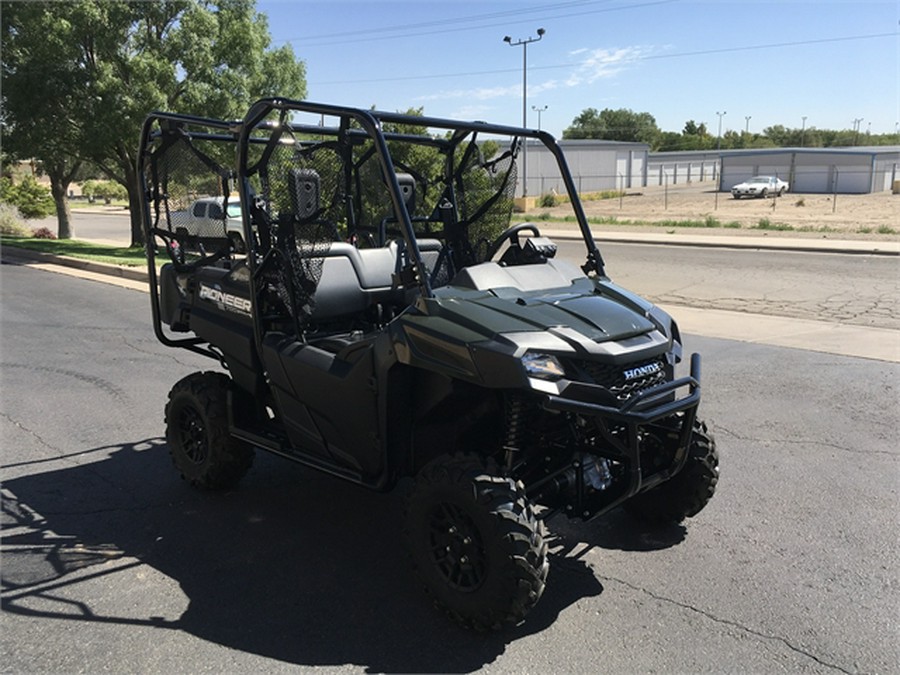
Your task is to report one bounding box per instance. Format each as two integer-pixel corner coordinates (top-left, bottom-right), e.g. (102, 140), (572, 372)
(81, 179), (127, 204)
(97, 181), (127, 204)
(0, 175), (55, 219)
(582, 190), (625, 202)
(539, 193), (558, 208)
(754, 218), (793, 231)
(81, 179), (98, 203)
(794, 198), (805, 207)
(0, 202), (30, 236)
(31, 226), (57, 239)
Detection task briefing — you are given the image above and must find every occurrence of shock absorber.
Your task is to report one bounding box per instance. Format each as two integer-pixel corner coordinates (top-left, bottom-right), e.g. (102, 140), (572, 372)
(503, 394), (527, 469)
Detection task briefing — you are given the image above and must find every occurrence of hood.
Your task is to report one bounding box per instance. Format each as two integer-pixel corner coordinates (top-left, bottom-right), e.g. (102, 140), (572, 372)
(431, 287), (656, 343)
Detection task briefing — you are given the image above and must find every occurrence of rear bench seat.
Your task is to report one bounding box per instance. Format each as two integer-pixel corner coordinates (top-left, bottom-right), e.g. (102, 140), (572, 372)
(309, 239), (443, 321)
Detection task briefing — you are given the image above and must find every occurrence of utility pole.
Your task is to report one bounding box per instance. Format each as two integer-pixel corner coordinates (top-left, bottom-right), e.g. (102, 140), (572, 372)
(801, 116), (807, 147)
(716, 111), (727, 151)
(532, 105), (548, 131)
(504, 28), (545, 198)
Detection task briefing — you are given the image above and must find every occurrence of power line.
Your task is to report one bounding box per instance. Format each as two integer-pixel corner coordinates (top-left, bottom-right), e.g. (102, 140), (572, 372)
(309, 31), (895, 86)
(279, 0), (613, 42)
(638, 31), (897, 62)
(287, 0), (679, 47)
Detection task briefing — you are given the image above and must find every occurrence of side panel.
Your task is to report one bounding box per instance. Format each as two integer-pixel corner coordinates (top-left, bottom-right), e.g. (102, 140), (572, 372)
(261, 336), (383, 476)
(188, 266), (262, 395)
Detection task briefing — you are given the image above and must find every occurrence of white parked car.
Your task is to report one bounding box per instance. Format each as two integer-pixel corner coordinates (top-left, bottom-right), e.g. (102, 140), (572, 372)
(172, 196), (246, 251)
(731, 176), (789, 199)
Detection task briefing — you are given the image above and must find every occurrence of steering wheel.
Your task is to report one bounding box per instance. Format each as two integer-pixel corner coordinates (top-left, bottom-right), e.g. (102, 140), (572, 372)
(485, 223), (542, 261)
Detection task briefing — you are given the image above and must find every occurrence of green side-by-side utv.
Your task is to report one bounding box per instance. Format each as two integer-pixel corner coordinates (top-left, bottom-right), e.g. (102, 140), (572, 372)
(139, 98), (718, 630)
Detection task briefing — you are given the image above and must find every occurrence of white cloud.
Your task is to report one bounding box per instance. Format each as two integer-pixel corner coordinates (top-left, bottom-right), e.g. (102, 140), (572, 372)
(566, 46), (653, 86)
(418, 45), (654, 104)
(450, 104), (495, 119)
(419, 84), (520, 102)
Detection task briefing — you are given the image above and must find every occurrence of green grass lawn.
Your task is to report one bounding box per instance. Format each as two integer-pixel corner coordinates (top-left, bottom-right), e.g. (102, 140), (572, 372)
(1, 236), (148, 267)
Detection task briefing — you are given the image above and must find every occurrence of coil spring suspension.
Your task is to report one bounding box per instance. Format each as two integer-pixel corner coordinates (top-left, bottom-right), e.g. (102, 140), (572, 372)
(503, 394), (528, 469)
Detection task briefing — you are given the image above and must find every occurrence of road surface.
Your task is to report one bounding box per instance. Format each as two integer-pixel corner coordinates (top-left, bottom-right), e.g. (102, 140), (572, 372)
(2, 262), (898, 673)
(32, 211), (900, 333)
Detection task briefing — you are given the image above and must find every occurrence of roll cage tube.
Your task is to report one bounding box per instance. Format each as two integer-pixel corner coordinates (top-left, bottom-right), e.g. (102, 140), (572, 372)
(236, 100), (433, 296)
(138, 110), (241, 361)
(371, 111), (606, 277)
(235, 100), (605, 276)
(235, 98), (435, 350)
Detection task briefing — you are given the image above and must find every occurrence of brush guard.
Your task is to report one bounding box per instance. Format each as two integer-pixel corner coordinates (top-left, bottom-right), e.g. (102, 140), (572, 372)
(531, 354), (702, 520)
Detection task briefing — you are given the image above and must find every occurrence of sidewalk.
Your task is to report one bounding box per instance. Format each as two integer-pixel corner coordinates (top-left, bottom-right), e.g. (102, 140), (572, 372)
(543, 228), (900, 255)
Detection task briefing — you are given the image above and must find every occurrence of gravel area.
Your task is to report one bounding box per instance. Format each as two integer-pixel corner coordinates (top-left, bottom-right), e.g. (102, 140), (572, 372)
(534, 182), (900, 241)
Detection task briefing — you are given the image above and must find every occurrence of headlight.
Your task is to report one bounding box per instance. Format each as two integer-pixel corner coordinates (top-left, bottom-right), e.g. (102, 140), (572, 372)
(522, 352), (566, 381)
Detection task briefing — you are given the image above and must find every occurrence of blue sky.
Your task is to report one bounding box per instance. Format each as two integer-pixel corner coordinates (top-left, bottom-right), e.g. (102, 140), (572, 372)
(258, 0), (898, 138)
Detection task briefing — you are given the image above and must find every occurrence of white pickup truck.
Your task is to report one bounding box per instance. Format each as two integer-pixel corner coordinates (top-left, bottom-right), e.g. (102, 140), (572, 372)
(172, 196), (245, 251)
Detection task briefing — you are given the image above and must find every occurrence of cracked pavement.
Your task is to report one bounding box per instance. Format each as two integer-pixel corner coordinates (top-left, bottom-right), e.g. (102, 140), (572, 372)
(3, 241), (898, 672)
(582, 241), (900, 331)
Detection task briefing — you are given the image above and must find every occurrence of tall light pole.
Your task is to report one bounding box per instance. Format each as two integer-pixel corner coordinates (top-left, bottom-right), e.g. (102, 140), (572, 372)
(532, 105), (548, 131)
(744, 115), (751, 134)
(852, 117), (863, 145)
(716, 111), (727, 151)
(801, 116), (807, 147)
(504, 27), (545, 198)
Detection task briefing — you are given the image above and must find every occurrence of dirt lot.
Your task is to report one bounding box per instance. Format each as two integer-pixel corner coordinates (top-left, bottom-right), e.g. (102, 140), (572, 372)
(537, 182), (900, 241)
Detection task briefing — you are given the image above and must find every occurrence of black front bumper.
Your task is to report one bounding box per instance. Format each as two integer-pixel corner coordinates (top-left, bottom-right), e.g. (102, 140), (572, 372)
(536, 353), (702, 520)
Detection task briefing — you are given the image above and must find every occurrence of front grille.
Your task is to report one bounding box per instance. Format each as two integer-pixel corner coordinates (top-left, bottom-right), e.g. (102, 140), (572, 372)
(570, 357), (667, 402)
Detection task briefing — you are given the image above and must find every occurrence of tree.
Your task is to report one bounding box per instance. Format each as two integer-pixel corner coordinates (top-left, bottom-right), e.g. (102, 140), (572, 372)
(2, 4), (88, 237)
(563, 107), (661, 146)
(682, 120), (709, 137)
(562, 108), (604, 139)
(655, 131), (685, 152)
(1, 1), (306, 246)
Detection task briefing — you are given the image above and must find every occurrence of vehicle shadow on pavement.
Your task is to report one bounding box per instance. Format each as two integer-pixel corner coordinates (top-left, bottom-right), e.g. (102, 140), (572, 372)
(2, 438), (605, 673)
(549, 508), (688, 553)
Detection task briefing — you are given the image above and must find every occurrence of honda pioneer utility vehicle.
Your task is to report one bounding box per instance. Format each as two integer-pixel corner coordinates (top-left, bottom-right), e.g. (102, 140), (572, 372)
(139, 99), (718, 630)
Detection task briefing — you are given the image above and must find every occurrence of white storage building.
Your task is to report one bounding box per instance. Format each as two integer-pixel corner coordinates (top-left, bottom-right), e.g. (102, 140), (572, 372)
(525, 143), (899, 197)
(646, 150), (721, 186)
(718, 147), (900, 194)
(518, 139), (649, 197)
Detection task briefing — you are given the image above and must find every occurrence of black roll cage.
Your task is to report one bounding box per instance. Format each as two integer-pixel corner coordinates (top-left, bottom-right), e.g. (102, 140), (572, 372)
(138, 97), (606, 360)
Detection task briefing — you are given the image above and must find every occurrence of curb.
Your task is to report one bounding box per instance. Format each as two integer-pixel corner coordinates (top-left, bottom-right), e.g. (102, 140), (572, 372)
(2, 247), (150, 282)
(70, 207), (132, 217)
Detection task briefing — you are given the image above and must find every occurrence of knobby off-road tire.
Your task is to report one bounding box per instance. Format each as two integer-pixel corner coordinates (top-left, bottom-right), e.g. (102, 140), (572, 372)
(405, 453), (549, 631)
(624, 420), (719, 526)
(165, 372), (254, 490)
